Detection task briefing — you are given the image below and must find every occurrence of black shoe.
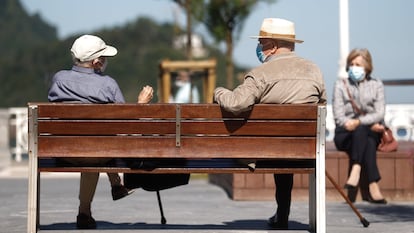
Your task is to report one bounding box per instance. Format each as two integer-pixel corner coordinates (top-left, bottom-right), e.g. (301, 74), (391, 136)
(347, 186), (358, 203)
(368, 197), (387, 204)
(76, 213), (96, 229)
(267, 214), (288, 229)
(112, 185), (134, 201)
(344, 184), (357, 190)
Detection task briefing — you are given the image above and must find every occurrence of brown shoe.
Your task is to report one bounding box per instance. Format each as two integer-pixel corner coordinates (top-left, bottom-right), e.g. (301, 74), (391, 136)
(112, 185), (134, 201)
(76, 213), (96, 229)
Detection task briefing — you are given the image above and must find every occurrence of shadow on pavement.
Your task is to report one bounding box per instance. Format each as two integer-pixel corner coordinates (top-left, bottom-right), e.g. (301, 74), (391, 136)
(41, 219), (309, 231)
(355, 203), (414, 223)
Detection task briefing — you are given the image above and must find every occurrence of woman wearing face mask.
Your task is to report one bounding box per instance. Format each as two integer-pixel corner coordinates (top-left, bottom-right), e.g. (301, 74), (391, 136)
(333, 48), (387, 204)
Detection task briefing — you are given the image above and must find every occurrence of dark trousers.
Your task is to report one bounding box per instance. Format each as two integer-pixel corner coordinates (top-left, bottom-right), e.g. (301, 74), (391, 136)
(334, 125), (381, 183)
(274, 173), (293, 220)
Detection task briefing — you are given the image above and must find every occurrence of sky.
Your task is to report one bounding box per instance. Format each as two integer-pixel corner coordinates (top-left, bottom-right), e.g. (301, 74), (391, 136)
(20, 0), (414, 104)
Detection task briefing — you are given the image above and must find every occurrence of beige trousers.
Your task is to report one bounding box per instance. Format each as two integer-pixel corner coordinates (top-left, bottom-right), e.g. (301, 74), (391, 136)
(62, 158), (122, 216)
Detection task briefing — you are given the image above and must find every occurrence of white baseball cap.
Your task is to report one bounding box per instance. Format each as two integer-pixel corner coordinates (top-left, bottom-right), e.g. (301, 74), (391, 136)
(71, 34), (118, 62)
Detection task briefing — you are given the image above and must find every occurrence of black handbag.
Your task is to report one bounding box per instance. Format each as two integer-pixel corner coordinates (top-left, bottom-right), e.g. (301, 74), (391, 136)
(123, 159), (190, 191)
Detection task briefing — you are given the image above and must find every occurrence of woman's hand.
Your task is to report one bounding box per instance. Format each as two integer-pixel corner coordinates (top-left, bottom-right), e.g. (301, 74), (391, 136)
(137, 85), (154, 103)
(371, 123), (385, 133)
(344, 119), (360, 131)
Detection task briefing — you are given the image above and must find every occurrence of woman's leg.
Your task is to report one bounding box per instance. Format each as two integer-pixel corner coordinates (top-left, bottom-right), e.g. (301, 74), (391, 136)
(362, 136), (381, 182)
(362, 134), (385, 201)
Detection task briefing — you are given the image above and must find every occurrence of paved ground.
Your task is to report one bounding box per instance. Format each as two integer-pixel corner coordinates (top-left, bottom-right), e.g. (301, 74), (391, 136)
(1, 163), (414, 233)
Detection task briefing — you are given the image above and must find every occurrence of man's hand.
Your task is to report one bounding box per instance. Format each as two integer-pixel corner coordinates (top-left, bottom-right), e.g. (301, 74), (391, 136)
(137, 85), (154, 103)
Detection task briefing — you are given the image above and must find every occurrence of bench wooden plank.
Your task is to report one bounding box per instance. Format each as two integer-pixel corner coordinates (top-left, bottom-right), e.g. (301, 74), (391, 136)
(37, 120), (317, 136)
(37, 136), (316, 158)
(38, 121), (177, 135)
(38, 158), (315, 174)
(181, 121), (317, 136)
(36, 103), (177, 119)
(39, 167), (315, 174)
(180, 104), (319, 119)
(34, 103), (319, 120)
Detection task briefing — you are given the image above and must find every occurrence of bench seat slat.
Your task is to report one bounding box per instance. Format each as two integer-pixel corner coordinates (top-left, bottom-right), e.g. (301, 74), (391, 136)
(37, 120), (317, 136)
(37, 103), (177, 119)
(180, 104), (318, 119)
(38, 158), (315, 174)
(38, 121), (177, 135)
(34, 103), (319, 120)
(38, 136), (316, 159)
(182, 121), (316, 136)
(39, 167), (315, 174)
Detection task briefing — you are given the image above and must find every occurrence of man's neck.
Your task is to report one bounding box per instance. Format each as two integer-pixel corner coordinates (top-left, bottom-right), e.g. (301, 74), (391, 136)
(275, 47), (293, 55)
(76, 61), (93, 69)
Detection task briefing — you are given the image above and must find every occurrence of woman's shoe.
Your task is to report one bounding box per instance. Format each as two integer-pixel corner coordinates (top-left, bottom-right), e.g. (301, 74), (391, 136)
(367, 182), (387, 204)
(347, 186), (358, 203)
(368, 197), (387, 204)
(344, 184), (357, 190)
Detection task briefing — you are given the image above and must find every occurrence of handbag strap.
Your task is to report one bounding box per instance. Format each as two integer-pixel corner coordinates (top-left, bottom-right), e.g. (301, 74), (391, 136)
(342, 79), (365, 115)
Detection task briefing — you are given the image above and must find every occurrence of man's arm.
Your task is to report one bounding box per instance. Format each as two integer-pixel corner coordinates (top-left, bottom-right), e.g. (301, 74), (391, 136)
(214, 77), (259, 114)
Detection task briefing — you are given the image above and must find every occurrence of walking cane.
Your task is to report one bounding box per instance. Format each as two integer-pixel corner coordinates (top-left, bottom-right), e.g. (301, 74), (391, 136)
(156, 190), (167, 224)
(325, 170), (370, 227)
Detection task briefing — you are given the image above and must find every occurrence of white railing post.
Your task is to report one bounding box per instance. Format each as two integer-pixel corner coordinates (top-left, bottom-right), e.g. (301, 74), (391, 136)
(8, 107), (28, 162)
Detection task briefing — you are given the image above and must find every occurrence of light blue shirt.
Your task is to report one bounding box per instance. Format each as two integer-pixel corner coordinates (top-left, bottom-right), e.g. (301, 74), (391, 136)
(48, 65), (125, 103)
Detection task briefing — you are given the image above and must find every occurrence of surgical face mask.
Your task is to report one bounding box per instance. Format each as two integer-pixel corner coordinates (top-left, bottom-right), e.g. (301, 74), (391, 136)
(256, 44), (267, 63)
(175, 80), (186, 87)
(94, 58), (108, 74)
(99, 59), (108, 73)
(348, 66), (365, 82)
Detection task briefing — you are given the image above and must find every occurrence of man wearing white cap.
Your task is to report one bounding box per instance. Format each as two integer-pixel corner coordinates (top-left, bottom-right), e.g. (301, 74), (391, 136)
(48, 34), (154, 229)
(214, 18), (326, 229)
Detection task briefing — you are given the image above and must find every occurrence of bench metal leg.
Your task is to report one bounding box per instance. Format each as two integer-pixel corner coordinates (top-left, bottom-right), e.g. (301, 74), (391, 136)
(310, 105), (326, 233)
(309, 164), (326, 232)
(27, 105), (39, 233)
(27, 154), (38, 233)
(309, 172), (316, 231)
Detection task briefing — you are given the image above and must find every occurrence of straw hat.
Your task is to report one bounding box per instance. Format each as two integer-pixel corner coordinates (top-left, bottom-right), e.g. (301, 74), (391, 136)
(250, 18), (303, 43)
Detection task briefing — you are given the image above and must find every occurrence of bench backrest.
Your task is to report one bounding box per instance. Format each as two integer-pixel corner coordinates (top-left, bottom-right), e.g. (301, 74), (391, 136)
(28, 103), (326, 160)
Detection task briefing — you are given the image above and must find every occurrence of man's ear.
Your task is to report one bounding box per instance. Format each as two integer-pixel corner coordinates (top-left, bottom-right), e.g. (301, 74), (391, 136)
(91, 58), (101, 69)
(92, 58), (100, 66)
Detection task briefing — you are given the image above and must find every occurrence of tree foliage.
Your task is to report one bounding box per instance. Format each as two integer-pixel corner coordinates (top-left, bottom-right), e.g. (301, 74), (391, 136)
(190, 0), (276, 88)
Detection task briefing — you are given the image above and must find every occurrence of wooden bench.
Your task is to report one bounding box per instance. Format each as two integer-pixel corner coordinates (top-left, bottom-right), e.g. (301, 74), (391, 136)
(27, 103), (327, 233)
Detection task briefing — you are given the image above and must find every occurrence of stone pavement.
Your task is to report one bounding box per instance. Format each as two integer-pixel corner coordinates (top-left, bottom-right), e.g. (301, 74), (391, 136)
(1, 163), (413, 233)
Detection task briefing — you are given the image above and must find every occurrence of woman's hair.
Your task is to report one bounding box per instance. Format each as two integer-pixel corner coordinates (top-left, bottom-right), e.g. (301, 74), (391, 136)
(346, 48), (373, 76)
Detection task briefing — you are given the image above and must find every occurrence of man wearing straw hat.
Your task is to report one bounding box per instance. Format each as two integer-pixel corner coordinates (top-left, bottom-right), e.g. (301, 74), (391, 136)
(214, 18), (326, 229)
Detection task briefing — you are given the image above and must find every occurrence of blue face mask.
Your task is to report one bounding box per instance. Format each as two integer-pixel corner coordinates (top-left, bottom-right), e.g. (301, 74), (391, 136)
(348, 66), (365, 82)
(256, 44), (267, 63)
